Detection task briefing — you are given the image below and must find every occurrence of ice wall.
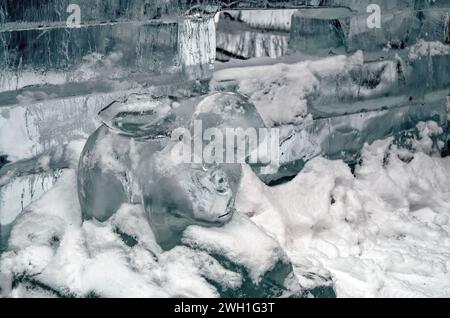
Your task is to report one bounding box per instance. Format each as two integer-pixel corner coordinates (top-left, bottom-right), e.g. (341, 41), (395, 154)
(0, 91), (123, 161)
(289, 8), (352, 53)
(346, 8), (449, 52)
(212, 43), (450, 182)
(0, 0), (321, 25)
(0, 0), (182, 24)
(0, 11), (216, 162)
(289, 1), (450, 54)
(267, 94), (449, 183)
(0, 17), (218, 93)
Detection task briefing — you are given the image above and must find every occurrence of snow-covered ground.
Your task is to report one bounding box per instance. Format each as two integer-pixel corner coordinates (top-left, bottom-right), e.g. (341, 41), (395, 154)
(238, 123), (450, 297)
(1, 120), (449, 298)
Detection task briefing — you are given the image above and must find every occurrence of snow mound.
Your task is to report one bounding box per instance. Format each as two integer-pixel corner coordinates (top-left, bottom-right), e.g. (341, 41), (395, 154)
(0, 175), (299, 297)
(409, 40), (450, 60)
(237, 124), (450, 297)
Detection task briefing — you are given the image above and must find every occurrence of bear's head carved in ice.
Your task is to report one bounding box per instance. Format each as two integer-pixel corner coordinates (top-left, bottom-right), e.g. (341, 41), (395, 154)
(77, 92), (267, 249)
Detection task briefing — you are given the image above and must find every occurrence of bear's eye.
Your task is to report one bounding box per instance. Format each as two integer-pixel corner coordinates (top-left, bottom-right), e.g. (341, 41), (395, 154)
(210, 170), (228, 193)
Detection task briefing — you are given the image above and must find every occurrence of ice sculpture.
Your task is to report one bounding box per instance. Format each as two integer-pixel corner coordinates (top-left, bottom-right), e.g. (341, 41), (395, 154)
(77, 92), (266, 248)
(77, 92), (303, 297)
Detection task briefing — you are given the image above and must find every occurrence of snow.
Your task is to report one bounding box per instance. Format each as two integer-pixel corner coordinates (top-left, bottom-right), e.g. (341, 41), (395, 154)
(213, 59), (314, 126)
(409, 39), (450, 60)
(0, 170), (243, 297)
(236, 125), (450, 297)
(182, 213), (288, 284)
(411, 121), (445, 155)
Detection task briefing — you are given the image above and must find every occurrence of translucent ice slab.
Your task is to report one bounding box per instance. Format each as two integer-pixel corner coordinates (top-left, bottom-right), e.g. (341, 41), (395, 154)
(262, 93), (449, 184)
(0, 16), (215, 93)
(0, 0), (182, 24)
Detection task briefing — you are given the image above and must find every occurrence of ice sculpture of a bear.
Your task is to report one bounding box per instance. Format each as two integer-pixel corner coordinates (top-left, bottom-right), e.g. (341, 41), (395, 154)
(78, 92), (266, 248)
(77, 92), (306, 297)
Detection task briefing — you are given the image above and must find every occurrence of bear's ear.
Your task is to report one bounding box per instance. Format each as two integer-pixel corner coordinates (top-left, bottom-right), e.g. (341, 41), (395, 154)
(192, 92), (267, 130)
(98, 94), (180, 140)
